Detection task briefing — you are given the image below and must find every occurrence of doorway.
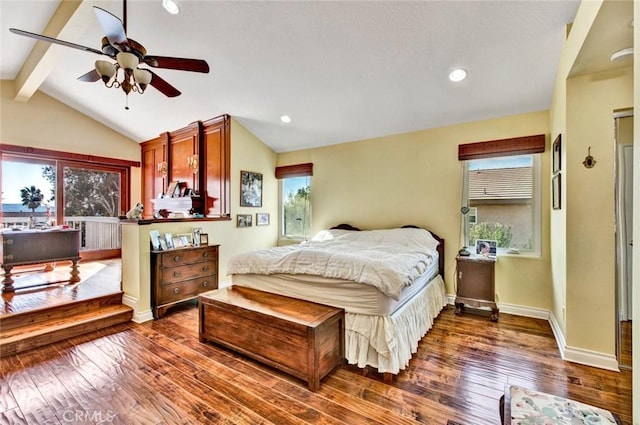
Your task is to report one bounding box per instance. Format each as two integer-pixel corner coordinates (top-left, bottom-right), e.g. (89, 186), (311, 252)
(614, 110), (633, 369)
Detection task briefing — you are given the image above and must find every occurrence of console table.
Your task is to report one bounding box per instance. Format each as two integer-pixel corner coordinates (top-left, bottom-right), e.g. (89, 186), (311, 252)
(0, 229), (81, 293)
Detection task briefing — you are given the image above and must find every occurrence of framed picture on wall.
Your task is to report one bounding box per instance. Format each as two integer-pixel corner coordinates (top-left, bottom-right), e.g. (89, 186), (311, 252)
(240, 171), (263, 207)
(237, 214), (253, 227)
(256, 213), (270, 226)
(552, 134), (561, 174)
(552, 173), (561, 210)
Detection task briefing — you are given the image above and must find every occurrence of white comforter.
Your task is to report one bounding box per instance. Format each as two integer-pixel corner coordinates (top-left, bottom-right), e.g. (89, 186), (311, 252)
(227, 228), (439, 300)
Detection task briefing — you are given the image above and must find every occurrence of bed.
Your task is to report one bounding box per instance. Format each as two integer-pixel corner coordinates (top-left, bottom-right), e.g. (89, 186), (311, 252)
(227, 224), (447, 375)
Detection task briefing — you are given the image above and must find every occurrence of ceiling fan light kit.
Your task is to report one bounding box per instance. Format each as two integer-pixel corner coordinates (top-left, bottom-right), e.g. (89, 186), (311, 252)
(9, 0), (209, 109)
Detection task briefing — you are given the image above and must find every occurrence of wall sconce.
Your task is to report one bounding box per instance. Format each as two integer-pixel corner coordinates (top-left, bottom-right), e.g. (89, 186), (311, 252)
(157, 161), (168, 176)
(187, 154), (199, 171)
(582, 147), (596, 168)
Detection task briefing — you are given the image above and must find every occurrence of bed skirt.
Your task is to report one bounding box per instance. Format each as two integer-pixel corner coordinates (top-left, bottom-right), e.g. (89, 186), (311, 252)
(344, 274), (447, 374)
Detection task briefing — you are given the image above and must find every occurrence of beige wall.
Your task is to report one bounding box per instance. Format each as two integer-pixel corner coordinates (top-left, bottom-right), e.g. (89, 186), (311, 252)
(0, 80), (142, 202)
(549, 0), (635, 375)
(565, 68), (633, 356)
(278, 111), (551, 309)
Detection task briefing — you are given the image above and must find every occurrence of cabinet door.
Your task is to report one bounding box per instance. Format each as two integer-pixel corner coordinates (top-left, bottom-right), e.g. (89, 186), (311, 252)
(201, 115), (230, 216)
(169, 122), (200, 193)
(141, 134), (168, 218)
(457, 260), (494, 301)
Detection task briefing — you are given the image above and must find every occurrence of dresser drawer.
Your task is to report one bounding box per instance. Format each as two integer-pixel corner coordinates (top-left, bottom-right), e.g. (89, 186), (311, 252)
(151, 244), (220, 319)
(160, 247), (217, 267)
(161, 260), (217, 284)
(158, 276), (216, 304)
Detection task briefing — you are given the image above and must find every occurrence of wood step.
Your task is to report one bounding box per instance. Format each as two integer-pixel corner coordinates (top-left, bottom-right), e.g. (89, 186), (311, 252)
(0, 291), (124, 331)
(0, 304), (133, 357)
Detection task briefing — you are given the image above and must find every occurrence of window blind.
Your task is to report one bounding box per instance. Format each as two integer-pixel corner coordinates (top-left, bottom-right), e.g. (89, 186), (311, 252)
(275, 163), (313, 179)
(458, 134), (545, 161)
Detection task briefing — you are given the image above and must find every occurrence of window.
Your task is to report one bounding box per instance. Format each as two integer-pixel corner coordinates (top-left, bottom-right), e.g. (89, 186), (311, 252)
(467, 207), (478, 225)
(279, 176), (311, 240)
(463, 154), (540, 254)
(1, 145), (135, 259)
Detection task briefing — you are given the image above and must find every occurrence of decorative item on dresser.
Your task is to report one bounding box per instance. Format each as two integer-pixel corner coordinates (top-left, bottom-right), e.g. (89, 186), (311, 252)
(454, 254), (498, 321)
(150, 244), (219, 319)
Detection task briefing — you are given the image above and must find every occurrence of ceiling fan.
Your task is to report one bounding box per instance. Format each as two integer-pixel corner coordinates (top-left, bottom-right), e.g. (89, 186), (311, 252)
(9, 0), (210, 108)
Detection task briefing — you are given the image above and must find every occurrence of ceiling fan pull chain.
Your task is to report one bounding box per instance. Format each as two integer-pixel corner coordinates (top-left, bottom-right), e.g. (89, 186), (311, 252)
(125, 95), (129, 111)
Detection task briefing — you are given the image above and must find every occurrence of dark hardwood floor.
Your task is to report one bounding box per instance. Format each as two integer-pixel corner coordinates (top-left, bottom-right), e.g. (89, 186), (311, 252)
(0, 301), (632, 424)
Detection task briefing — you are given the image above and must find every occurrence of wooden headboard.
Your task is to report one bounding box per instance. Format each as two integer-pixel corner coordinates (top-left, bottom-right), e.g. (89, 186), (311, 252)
(329, 224), (445, 278)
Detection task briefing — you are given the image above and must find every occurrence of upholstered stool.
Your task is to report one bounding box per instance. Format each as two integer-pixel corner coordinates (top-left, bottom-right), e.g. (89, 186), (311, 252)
(500, 385), (620, 424)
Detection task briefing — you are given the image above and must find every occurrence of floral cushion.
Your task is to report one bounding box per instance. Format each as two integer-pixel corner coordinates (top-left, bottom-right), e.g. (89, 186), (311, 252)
(510, 386), (618, 424)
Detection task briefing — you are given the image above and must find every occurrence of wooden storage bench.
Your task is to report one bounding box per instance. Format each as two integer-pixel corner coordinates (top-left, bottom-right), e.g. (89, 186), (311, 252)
(199, 286), (344, 391)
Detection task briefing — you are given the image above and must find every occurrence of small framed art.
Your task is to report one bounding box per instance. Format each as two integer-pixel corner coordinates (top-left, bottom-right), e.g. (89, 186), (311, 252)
(240, 171), (263, 207)
(237, 214), (252, 228)
(475, 239), (497, 257)
(256, 212), (270, 226)
(166, 181), (179, 198)
(552, 173), (561, 210)
(199, 233), (209, 246)
(552, 134), (562, 174)
(149, 230), (161, 250)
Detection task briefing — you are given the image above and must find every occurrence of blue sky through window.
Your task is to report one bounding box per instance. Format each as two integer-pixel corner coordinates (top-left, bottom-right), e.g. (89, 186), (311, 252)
(2, 162), (54, 204)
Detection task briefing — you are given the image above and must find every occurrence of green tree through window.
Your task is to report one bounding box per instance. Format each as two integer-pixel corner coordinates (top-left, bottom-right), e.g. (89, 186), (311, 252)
(282, 179), (311, 239)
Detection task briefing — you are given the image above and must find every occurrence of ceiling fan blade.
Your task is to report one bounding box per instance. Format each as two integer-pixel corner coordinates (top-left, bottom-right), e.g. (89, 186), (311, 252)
(9, 28), (104, 56)
(148, 71), (181, 97)
(144, 56), (210, 73)
(77, 69), (101, 82)
(93, 7), (129, 51)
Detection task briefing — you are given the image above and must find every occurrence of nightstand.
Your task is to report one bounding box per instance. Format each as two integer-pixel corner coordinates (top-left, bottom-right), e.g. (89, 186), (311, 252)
(454, 254), (498, 321)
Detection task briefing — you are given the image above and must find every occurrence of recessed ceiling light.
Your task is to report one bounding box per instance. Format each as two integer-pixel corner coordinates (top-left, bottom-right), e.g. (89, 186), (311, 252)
(162, 0), (180, 15)
(449, 68), (468, 82)
(280, 115), (292, 124)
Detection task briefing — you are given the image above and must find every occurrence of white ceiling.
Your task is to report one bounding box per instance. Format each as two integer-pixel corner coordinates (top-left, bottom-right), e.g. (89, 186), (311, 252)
(0, 1), (632, 153)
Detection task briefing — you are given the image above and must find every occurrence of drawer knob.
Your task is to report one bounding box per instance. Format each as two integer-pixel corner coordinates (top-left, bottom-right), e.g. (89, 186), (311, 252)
(202, 281), (208, 287)
(173, 271), (181, 278)
(173, 256), (181, 262)
(203, 252), (209, 257)
(202, 265), (209, 272)
(173, 288), (179, 294)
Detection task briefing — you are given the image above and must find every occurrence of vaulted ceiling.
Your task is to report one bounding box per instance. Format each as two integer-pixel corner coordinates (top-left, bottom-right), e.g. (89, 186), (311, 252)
(0, 1), (633, 153)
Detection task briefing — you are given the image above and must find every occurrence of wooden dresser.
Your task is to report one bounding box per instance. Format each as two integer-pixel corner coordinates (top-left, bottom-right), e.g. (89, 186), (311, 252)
(151, 245), (219, 319)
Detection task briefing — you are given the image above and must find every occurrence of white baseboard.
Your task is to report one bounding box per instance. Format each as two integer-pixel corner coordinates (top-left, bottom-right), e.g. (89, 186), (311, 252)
(122, 294), (154, 323)
(498, 302), (549, 320)
(563, 346), (620, 372)
(447, 296), (619, 372)
(548, 311), (567, 359)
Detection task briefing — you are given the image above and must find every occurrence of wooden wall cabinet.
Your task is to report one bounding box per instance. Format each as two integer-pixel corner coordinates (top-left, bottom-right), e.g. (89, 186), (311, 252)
(454, 255), (499, 321)
(201, 115), (230, 216)
(140, 133), (168, 218)
(140, 114), (231, 218)
(151, 244), (219, 319)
